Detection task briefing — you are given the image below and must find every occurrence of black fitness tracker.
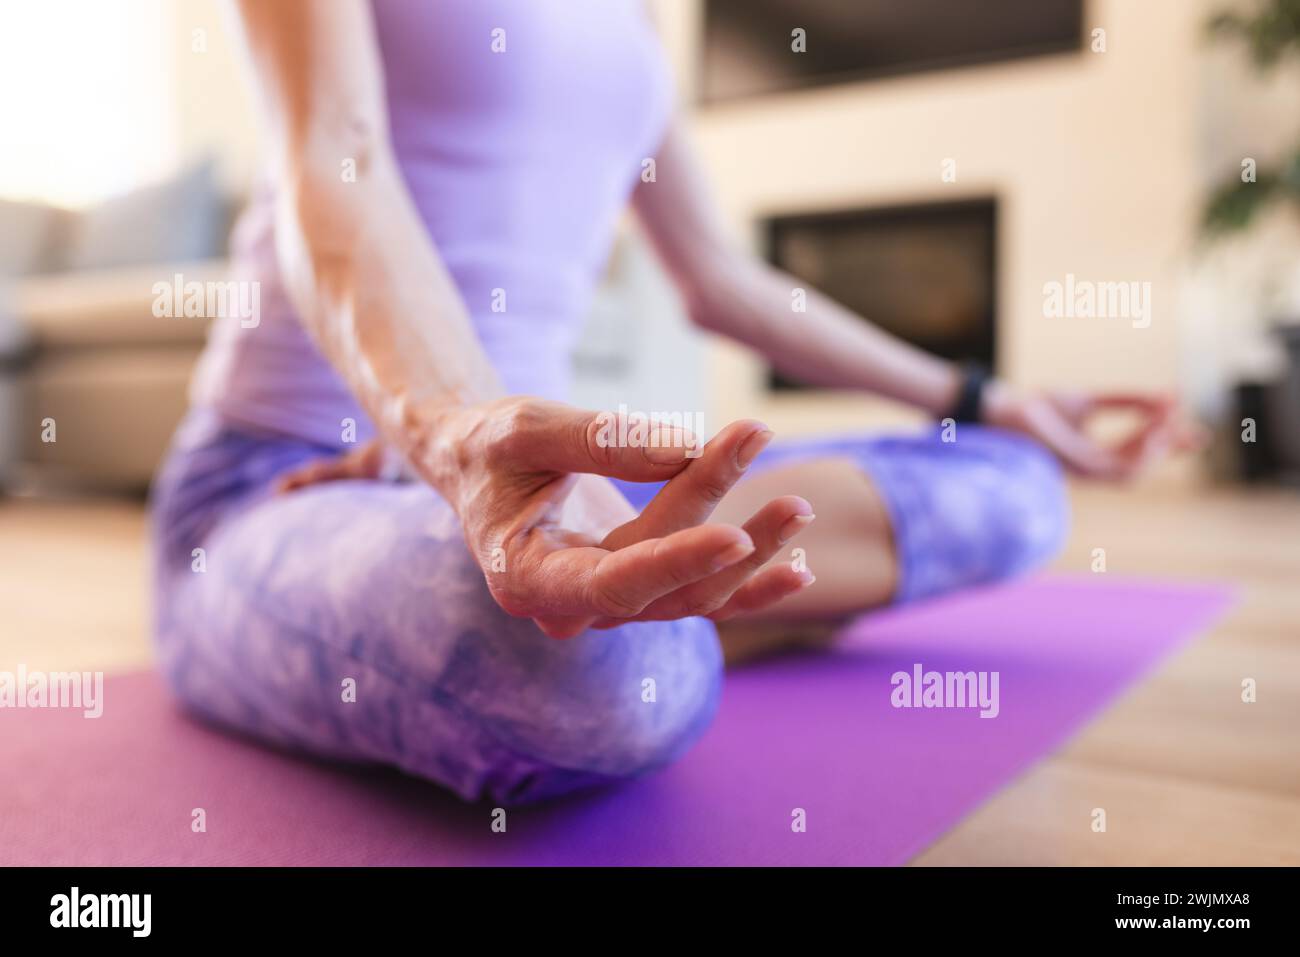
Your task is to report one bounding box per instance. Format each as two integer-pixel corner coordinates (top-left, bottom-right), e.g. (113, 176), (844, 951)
(944, 361), (992, 424)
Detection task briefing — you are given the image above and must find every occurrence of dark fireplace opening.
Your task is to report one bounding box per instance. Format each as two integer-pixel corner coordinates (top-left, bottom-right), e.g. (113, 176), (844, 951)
(765, 198), (997, 391)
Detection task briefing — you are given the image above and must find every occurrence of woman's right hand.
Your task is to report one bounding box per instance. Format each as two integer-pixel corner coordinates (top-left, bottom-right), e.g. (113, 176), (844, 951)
(283, 397), (816, 638)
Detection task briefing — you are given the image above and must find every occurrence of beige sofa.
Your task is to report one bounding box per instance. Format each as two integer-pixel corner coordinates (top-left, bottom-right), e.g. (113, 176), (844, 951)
(5, 260), (226, 493)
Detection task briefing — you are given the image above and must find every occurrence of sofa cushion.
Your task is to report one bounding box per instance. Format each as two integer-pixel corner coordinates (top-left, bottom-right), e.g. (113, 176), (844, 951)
(0, 199), (72, 277)
(20, 347), (198, 490)
(60, 159), (229, 272)
(10, 260), (227, 349)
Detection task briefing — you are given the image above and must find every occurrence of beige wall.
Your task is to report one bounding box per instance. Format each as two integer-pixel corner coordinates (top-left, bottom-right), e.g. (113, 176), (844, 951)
(654, 0), (1244, 433)
(164, 0), (260, 196)
(0, 0), (258, 207)
(0, 0), (171, 207)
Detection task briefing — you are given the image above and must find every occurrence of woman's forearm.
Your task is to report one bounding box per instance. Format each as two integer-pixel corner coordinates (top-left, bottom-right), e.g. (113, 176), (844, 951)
(229, 0), (501, 476)
(633, 123), (962, 416)
(276, 150), (502, 459)
(688, 250), (963, 416)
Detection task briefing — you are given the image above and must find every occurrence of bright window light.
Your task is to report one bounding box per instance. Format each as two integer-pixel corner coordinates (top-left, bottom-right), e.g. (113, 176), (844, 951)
(0, 0), (174, 207)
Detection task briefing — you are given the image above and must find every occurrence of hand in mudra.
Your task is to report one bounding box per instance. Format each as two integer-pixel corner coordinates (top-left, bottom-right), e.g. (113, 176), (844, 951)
(983, 386), (1204, 479)
(278, 398), (815, 637)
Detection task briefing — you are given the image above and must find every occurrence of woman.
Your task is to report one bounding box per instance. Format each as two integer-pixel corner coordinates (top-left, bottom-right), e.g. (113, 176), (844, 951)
(152, 0), (1186, 804)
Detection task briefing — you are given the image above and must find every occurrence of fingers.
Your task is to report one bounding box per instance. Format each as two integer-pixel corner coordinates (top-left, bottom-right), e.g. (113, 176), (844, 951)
(470, 402), (812, 634)
(531, 613), (599, 641)
(541, 558), (814, 637)
(492, 399), (702, 482)
(592, 561), (814, 630)
(496, 522), (755, 623)
(276, 441), (384, 492)
(620, 494), (813, 622)
(1094, 413), (1204, 480)
(1108, 410), (1179, 478)
(1085, 392), (1177, 414)
(1038, 392), (1206, 480)
(1090, 397), (1207, 476)
(709, 563), (816, 622)
(602, 420), (772, 550)
(587, 524), (755, 618)
(1171, 418), (1211, 452)
(1023, 402), (1123, 478)
(529, 509), (796, 638)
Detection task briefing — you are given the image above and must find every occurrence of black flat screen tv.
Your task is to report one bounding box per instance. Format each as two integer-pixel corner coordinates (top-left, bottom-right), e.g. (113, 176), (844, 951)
(701, 0), (1085, 103)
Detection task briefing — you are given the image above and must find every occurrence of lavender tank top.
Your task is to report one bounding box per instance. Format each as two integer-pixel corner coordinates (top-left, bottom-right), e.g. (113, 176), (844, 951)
(191, 0), (673, 448)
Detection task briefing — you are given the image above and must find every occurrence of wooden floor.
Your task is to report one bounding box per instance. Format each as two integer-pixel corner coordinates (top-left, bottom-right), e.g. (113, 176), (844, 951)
(2, 480), (1297, 865)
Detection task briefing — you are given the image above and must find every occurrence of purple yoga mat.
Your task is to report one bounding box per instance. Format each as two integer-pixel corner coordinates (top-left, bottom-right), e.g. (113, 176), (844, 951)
(0, 576), (1230, 866)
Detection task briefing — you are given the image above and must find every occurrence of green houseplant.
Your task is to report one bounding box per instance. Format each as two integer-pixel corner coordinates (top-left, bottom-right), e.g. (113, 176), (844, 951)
(1202, 0), (1300, 234)
(1201, 0), (1300, 481)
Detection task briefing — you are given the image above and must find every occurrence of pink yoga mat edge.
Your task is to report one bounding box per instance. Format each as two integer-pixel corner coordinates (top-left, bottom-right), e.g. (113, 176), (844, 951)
(0, 575), (1234, 866)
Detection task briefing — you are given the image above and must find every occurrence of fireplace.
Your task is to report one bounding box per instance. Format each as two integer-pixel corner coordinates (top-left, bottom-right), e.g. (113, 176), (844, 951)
(765, 198), (998, 391)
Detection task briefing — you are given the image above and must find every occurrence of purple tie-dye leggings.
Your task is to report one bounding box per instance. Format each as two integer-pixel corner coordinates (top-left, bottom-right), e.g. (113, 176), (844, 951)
(150, 409), (1068, 804)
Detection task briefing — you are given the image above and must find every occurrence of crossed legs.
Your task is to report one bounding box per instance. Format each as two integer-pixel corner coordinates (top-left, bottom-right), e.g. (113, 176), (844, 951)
(152, 415), (1068, 804)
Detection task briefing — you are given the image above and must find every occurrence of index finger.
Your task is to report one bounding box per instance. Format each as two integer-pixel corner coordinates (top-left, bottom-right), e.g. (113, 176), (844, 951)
(1085, 392), (1177, 415)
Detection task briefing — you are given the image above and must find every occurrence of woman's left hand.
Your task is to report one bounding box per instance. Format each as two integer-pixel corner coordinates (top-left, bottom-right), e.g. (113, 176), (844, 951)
(981, 384), (1204, 480)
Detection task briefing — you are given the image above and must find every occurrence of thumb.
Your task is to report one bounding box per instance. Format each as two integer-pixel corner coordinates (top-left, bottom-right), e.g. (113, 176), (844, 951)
(276, 441), (384, 492)
(508, 401), (703, 482)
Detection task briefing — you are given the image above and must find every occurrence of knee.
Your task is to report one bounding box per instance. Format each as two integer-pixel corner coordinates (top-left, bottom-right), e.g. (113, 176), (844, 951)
(318, 515), (725, 804)
(568, 615), (724, 777)
(892, 427), (1072, 602)
(452, 611), (725, 804)
(988, 434), (1071, 577)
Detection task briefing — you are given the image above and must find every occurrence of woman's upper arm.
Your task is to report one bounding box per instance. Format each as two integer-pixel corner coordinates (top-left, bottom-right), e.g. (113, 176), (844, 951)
(228, 0), (390, 184)
(631, 120), (738, 307)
